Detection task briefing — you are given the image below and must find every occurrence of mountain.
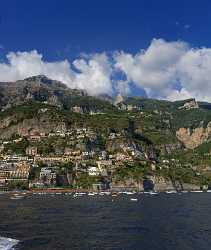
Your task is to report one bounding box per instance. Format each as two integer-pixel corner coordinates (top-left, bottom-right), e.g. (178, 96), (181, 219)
(2, 75), (211, 152)
(2, 76), (211, 189)
(0, 75), (115, 113)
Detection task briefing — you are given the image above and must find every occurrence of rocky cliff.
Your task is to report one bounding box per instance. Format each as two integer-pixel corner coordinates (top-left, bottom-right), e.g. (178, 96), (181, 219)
(176, 123), (211, 149)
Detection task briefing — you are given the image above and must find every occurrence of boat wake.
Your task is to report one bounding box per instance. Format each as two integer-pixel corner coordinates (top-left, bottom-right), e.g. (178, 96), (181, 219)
(0, 237), (19, 250)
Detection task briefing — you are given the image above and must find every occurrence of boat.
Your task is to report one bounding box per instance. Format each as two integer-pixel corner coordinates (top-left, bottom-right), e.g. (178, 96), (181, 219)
(165, 190), (177, 194)
(130, 198), (138, 202)
(73, 192), (86, 198)
(149, 191), (158, 195)
(77, 192), (86, 195)
(88, 192), (97, 196)
(191, 190), (203, 193)
(124, 191), (135, 195)
(100, 191), (111, 195)
(10, 194), (25, 200)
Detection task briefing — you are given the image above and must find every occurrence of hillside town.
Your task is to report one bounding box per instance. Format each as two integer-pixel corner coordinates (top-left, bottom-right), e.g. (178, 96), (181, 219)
(0, 123), (208, 193)
(0, 127), (146, 191)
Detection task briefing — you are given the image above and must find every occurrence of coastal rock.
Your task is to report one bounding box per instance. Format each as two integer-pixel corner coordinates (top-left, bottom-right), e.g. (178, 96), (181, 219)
(176, 125), (211, 149)
(178, 98), (199, 110)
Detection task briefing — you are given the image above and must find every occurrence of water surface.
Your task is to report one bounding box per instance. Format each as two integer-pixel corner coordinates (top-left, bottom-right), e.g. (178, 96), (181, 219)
(0, 193), (211, 250)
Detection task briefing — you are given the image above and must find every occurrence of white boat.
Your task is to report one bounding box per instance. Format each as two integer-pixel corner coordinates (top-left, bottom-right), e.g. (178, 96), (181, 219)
(100, 191), (111, 195)
(207, 190), (211, 193)
(10, 195), (25, 200)
(124, 191), (135, 195)
(191, 190), (203, 193)
(73, 192), (86, 197)
(149, 191), (158, 195)
(88, 192), (97, 196)
(166, 190), (177, 194)
(130, 198), (138, 202)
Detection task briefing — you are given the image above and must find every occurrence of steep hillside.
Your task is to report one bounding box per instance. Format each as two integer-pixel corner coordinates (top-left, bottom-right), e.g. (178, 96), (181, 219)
(0, 75), (116, 113)
(2, 76), (211, 151)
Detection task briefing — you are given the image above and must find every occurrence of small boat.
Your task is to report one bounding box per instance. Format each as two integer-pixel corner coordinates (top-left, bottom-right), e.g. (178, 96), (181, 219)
(73, 192), (86, 197)
(10, 195), (25, 200)
(124, 191), (135, 195)
(166, 190), (177, 194)
(191, 190), (203, 193)
(100, 191), (111, 195)
(88, 192), (97, 196)
(130, 198), (138, 202)
(149, 191), (158, 195)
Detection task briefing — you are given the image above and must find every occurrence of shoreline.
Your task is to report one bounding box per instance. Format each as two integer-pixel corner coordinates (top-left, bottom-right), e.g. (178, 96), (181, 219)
(0, 188), (210, 195)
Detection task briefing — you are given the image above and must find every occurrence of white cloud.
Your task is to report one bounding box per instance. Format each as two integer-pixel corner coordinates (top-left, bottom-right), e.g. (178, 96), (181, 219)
(114, 39), (188, 98)
(114, 39), (211, 102)
(72, 53), (113, 95)
(0, 50), (113, 96)
(1, 39), (211, 101)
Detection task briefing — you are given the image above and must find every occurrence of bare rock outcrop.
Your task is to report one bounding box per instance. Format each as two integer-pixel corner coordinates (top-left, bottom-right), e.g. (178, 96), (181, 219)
(0, 116), (68, 139)
(176, 123), (211, 149)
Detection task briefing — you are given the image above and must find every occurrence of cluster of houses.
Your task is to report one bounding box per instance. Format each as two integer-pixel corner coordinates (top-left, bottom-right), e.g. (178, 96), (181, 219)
(0, 159), (30, 188)
(0, 126), (151, 190)
(1, 125), (189, 191)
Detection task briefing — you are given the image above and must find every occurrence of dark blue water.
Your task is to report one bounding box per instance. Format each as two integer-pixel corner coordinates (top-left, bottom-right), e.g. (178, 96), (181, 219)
(0, 193), (211, 250)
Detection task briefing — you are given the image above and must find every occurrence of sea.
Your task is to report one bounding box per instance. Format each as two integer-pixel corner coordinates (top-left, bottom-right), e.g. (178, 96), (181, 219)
(0, 192), (211, 250)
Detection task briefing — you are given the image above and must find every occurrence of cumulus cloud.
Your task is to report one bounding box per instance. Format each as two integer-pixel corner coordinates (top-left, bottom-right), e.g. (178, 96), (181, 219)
(0, 50), (113, 96)
(72, 53), (113, 95)
(1, 39), (211, 101)
(114, 39), (188, 98)
(114, 39), (211, 102)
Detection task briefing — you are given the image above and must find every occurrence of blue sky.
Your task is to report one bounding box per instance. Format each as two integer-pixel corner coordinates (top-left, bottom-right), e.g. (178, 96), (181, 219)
(1, 0), (211, 101)
(1, 0), (210, 59)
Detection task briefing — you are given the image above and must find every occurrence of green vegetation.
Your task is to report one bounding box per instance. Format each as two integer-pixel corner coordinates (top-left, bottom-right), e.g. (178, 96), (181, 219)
(3, 137), (29, 155)
(7, 180), (29, 190)
(2, 95), (211, 188)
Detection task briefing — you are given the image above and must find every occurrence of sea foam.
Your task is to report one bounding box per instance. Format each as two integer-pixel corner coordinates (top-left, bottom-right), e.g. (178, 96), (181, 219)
(0, 237), (19, 250)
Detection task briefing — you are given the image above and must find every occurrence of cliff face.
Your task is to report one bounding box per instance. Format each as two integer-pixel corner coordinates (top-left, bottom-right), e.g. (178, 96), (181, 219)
(0, 75), (86, 110)
(0, 115), (68, 139)
(176, 123), (211, 149)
